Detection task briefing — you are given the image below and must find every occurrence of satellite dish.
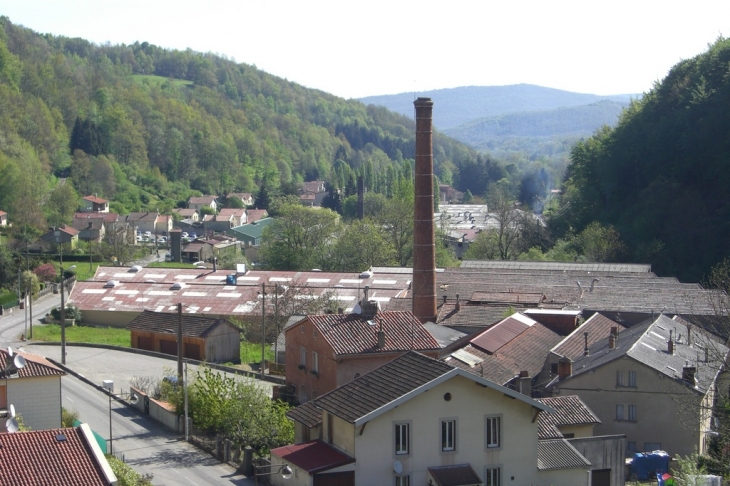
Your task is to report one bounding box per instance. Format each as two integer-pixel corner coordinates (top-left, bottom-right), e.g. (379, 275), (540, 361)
(129, 394), (139, 405)
(9, 404), (15, 418)
(13, 355), (25, 370)
(393, 460), (403, 474)
(6, 417), (18, 433)
(281, 465), (293, 480)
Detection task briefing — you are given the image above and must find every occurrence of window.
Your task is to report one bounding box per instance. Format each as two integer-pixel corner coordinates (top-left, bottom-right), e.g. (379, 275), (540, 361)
(299, 346), (306, 367)
(311, 351), (319, 374)
(616, 404), (624, 421)
(628, 441), (636, 453)
(550, 363), (558, 375)
(616, 370), (625, 386)
(395, 423), (409, 455)
(628, 370), (637, 387)
(441, 419), (456, 452)
(485, 416), (501, 448)
(628, 405), (637, 422)
(395, 476), (410, 486)
(644, 442), (661, 452)
(485, 467), (501, 486)
(300, 325), (305, 334)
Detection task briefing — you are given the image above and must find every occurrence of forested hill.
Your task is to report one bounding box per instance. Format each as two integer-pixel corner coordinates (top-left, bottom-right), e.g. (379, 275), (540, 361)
(554, 38), (730, 282)
(0, 17), (496, 223)
(444, 100), (629, 152)
(359, 85), (635, 131)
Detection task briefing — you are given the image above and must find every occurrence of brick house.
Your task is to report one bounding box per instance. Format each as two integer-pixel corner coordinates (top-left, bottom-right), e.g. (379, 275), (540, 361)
(284, 296), (440, 404)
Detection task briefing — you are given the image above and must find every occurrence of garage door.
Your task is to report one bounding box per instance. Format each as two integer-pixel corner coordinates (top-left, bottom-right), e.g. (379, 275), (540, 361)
(313, 471), (354, 486)
(138, 336), (154, 351)
(592, 469), (611, 486)
(185, 343), (201, 360)
(159, 340), (177, 355)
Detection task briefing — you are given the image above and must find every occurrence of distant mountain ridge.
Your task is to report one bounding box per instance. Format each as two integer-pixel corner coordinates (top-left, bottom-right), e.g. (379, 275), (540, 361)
(444, 99), (630, 151)
(359, 84), (637, 131)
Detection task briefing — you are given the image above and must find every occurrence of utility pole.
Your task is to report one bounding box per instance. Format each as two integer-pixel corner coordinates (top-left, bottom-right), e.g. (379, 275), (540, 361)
(177, 303), (183, 380)
(56, 229), (67, 365)
(28, 283), (33, 339)
(274, 284), (279, 366)
(261, 283), (266, 380)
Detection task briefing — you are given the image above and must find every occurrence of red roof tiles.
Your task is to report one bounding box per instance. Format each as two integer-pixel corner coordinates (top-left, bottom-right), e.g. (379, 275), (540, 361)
(0, 426), (114, 485)
(271, 440), (354, 474)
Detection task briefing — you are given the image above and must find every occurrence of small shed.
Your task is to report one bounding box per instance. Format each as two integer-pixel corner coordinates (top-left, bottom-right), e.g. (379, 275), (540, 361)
(127, 310), (241, 363)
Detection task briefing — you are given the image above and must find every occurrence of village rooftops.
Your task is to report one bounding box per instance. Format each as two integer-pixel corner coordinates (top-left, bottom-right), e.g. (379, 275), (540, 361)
(550, 313), (627, 360)
(550, 314), (729, 394)
(303, 311), (440, 356)
(313, 351), (552, 426)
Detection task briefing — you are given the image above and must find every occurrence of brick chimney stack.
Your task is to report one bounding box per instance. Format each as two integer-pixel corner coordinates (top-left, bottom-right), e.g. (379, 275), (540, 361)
(412, 98), (437, 324)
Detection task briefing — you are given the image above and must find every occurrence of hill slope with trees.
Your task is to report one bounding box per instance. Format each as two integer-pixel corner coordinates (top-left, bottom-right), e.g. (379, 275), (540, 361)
(552, 37), (730, 282)
(0, 17), (501, 228)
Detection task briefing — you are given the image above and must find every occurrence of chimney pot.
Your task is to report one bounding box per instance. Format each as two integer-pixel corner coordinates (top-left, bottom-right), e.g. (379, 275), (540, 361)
(682, 365), (697, 385)
(558, 357), (573, 380)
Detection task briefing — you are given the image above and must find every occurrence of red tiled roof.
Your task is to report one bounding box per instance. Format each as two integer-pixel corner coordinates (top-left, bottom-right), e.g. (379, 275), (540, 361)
(0, 425), (113, 485)
(305, 311), (440, 356)
(246, 209), (267, 223)
(58, 225), (79, 236)
(469, 313), (536, 353)
(82, 195), (108, 204)
(0, 349), (66, 379)
(188, 196), (217, 205)
(271, 440), (354, 474)
(551, 313), (626, 359)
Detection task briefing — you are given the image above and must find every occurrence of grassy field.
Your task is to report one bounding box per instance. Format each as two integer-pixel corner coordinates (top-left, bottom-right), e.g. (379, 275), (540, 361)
(31, 324), (131, 347)
(31, 324), (275, 365)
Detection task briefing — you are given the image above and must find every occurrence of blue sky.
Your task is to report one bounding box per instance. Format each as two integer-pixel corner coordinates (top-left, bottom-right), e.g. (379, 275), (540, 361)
(3, 0), (729, 99)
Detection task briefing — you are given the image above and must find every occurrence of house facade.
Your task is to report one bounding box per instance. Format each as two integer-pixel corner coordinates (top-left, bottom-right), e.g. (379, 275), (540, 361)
(0, 209), (7, 226)
(188, 195), (218, 212)
(274, 352), (590, 486)
(547, 315), (727, 459)
(81, 195), (110, 213)
(0, 349), (66, 432)
(285, 304), (440, 404)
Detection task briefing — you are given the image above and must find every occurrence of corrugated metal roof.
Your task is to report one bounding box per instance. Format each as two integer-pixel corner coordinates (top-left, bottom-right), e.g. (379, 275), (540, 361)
(469, 314), (535, 353)
(461, 260), (652, 273)
(537, 439), (592, 470)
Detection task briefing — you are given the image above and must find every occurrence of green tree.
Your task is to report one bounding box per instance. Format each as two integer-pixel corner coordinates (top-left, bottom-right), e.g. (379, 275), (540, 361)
(576, 222), (626, 262)
(46, 181), (80, 228)
(330, 218), (396, 271)
(258, 203), (339, 270)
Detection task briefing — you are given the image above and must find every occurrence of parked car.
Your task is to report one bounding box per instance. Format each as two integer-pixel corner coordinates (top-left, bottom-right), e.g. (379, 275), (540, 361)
(190, 232), (197, 239)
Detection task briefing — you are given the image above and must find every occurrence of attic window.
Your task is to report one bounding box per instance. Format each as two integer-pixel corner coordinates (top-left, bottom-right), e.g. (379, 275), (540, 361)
(367, 320), (377, 326)
(55, 434), (67, 442)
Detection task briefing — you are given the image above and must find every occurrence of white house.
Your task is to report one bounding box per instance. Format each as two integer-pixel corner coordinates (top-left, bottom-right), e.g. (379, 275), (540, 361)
(274, 351), (591, 486)
(0, 349), (66, 431)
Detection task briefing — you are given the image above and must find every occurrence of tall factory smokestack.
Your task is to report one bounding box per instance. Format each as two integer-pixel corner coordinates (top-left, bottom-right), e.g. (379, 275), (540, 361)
(412, 98), (437, 323)
(357, 176), (365, 220)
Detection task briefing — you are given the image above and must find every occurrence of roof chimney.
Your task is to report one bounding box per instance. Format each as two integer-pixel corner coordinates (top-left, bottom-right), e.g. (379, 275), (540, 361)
(583, 331), (589, 356)
(682, 364), (697, 386)
(412, 98), (437, 324)
(518, 370), (531, 396)
(686, 325), (691, 346)
(558, 357), (573, 380)
(668, 330), (674, 355)
(378, 330), (385, 348)
(455, 294), (461, 312)
(608, 333), (616, 350)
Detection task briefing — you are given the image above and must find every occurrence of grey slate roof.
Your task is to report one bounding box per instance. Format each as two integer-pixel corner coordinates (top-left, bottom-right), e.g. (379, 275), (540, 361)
(314, 351), (454, 424)
(286, 400), (322, 428)
(423, 322), (466, 348)
(126, 310), (240, 338)
(537, 439), (592, 470)
(555, 315), (728, 394)
(536, 396), (601, 439)
(428, 464), (482, 486)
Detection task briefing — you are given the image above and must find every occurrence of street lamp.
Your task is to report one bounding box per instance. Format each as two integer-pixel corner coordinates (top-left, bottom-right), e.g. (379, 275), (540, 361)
(108, 391), (138, 455)
(254, 463), (293, 485)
